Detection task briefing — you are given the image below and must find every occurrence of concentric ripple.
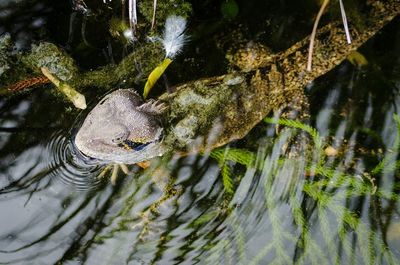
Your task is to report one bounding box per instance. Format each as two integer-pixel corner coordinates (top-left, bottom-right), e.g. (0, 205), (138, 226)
(46, 130), (106, 190)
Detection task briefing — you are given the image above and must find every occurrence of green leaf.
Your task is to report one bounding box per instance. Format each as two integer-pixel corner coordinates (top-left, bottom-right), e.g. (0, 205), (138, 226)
(143, 58), (172, 99)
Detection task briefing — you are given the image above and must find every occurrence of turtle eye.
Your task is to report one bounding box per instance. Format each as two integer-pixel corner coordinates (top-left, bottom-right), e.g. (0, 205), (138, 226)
(112, 137), (123, 144)
(118, 139), (150, 151)
(112, 132), (127, 144)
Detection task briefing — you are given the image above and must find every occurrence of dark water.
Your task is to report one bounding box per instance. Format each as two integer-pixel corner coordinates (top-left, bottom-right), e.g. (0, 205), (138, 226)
(1, 0), (400, 264)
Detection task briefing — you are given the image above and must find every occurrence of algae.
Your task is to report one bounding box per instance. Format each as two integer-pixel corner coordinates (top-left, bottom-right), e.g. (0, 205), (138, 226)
(138, 0), (192, 30)
(0, 34), (13, 77)
(22, 42), (79, 81)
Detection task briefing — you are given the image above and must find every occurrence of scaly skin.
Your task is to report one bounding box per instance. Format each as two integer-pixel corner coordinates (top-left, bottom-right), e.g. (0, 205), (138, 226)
(75, 89), (166, 164)
(75, 0), (400, 163)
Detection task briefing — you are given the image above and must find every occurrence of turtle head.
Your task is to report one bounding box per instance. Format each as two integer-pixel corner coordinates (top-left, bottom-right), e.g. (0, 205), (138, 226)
(74, 89), (166, 164)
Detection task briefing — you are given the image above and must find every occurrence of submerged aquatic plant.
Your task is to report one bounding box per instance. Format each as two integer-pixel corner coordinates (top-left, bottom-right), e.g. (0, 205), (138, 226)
(211, 147), (256, 194)
(204, 115), (400, 264)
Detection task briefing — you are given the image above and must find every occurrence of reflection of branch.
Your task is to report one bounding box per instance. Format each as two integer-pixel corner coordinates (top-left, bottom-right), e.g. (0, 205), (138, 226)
(0, 163), (55, 196)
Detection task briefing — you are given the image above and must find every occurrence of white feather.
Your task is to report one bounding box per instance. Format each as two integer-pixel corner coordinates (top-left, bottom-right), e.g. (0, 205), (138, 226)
(162, 16), (187, 58)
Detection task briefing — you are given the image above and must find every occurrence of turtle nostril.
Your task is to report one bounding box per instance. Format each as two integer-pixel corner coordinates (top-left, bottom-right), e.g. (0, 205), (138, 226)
(112, 136), (124, 144)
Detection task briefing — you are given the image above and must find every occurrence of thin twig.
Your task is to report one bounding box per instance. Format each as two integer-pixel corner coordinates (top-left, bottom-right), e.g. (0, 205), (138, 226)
(339, 0), (352, 44)
(307, 0), (330, 72)
(128, 0), (137, 32)
(6, 76), (50, 92)
(151, 0), (157, 30)
(121, 0), (126, 22)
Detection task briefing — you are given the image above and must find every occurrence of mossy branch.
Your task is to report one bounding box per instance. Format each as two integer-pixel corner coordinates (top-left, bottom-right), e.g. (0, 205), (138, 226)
(0, 39), (165, 96)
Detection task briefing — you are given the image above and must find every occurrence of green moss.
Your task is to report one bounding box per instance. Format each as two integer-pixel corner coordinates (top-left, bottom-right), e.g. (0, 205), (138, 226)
(161, 75), (237, 149)
(22, 42), (78, 81)
(138, 0), (192, 30)
(116, 42), (165, 81)
(0, 34), (12, 77)
(221, 0), (239, 19)
(0, 35), (36, 94)
(70, 41), (165, 92)
(0, 37), (166, 98)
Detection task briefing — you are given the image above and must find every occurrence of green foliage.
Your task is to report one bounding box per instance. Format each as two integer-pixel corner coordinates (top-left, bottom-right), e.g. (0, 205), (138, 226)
(221, 0), (239, 19)
(0, 34), (12, 78)
(264, 117), (323, 151)
(138, 0), (192, 29)
(210, 147), (256, 167)
(143, 58), (172, 99)
(221, 162), (234, 194)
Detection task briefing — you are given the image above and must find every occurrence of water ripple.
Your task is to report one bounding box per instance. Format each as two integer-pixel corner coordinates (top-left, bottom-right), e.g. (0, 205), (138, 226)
(46, 130), (105, 191)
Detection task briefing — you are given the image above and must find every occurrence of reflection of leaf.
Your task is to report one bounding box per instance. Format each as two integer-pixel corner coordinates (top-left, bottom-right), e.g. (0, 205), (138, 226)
(203, 116), (400, 264)
(347, 51), (368, 67)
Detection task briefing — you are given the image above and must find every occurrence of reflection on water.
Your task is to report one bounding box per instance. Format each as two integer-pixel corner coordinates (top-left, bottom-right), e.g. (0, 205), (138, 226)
(3, 80), (400, 264)
(1, 0), (400, 265)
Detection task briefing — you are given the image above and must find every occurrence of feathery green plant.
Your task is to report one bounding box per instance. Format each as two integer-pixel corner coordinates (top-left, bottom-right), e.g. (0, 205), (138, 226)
(210, 147), (256, 194)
